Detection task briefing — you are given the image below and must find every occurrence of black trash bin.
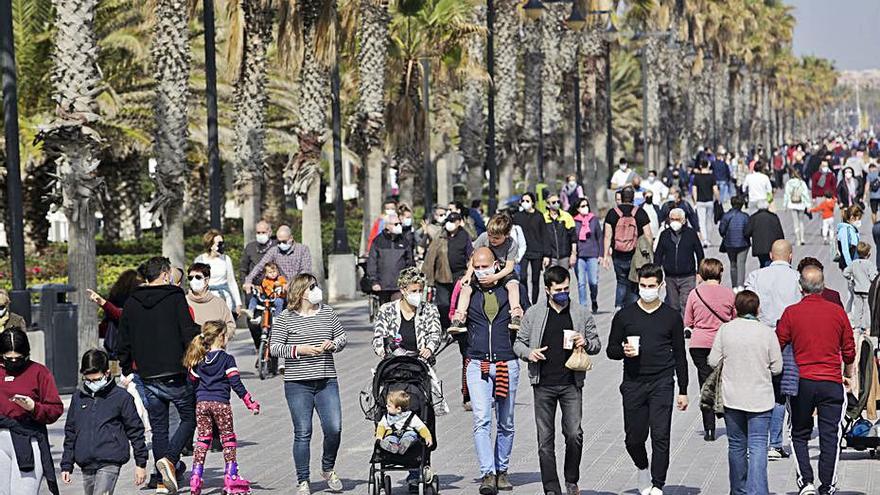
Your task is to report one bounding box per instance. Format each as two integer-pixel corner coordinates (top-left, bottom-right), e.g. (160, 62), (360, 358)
(30, 284), (79, 394)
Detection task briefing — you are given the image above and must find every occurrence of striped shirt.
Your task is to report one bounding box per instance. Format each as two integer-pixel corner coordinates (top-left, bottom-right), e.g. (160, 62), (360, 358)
(269, 304), (347, 381)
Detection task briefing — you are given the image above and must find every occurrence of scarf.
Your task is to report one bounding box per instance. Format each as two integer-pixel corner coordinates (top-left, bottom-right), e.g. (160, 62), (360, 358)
(574, 213), (595, 241)
(462, 359), (510, 399)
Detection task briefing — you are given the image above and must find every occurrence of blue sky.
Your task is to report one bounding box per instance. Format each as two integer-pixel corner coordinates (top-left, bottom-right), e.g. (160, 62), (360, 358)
(789, 0), (880, 71)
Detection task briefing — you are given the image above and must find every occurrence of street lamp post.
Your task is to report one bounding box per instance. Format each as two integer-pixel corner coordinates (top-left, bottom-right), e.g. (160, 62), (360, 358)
(330, 51), (349, 254)
(605, 24), (616, 188)
(0, 0), (31, 324)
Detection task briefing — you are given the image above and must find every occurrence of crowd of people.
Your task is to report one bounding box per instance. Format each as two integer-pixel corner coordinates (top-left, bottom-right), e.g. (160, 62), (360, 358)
(0, 134), (878, 495)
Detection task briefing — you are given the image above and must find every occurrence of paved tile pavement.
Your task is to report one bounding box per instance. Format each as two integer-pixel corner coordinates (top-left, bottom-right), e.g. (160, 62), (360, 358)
(50, 204), (879, 494)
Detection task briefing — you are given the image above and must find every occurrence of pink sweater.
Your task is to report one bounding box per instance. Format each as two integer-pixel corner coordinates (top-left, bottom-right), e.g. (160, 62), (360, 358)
(684, 283), (737, 348)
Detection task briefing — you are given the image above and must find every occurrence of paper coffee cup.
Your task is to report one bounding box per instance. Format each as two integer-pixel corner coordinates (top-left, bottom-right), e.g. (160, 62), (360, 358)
(626, 336), (640, 355)
(563, 330), (576, 350)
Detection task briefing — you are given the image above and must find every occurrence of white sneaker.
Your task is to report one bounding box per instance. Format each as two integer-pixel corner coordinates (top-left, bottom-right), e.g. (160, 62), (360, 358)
(322, 471), (343, 492)
(297, 481), (310, 495)
(637, 468), (652, 495)
(649, 488), (663, 495)
(799, 483), (817, 495)
(767, 448), (783, 460)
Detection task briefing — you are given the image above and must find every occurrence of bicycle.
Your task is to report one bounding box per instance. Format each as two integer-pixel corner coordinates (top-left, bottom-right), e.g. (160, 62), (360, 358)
(249, 288), (281, 380)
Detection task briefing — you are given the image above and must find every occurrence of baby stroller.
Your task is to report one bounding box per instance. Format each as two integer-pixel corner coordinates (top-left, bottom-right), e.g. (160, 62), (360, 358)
(362, 355), (440, 495)
(842, 336), (880, 457)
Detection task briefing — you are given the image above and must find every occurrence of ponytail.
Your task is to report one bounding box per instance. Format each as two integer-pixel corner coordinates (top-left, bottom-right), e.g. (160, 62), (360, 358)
(182, 320), (226, 368)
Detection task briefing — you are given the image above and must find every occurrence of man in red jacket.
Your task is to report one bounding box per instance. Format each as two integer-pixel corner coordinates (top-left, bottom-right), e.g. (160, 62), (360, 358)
(776, 266), (855, 495)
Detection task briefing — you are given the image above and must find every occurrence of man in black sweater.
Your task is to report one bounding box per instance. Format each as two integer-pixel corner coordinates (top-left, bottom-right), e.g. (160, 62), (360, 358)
(607, 264), (688, 495)
(118, 256), (201, 494)
(653, 208), (704, 316)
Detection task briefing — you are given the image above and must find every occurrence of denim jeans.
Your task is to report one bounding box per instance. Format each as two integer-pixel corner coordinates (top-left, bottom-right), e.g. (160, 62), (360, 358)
(143, 375), (196, 467)
(82, 464), (122, 495)
(725, 408), (772, 495)
(466, 359), (519, 477)
(769, 402), (786, 449)
(534, 384), (583, 494)
(284, 379), (342, 483)
(612, 255), (637, 308)
(718, 180), (733, 204)
(575, 257), (599, 307)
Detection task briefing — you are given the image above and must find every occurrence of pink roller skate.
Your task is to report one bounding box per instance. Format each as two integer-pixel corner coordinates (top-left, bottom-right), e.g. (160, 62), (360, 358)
(223, 462), (252, 495)
(190, 464), (204, 495)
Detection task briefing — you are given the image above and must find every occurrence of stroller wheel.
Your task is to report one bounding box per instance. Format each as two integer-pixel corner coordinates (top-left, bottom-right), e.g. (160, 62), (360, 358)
(384, 475), (393, 495)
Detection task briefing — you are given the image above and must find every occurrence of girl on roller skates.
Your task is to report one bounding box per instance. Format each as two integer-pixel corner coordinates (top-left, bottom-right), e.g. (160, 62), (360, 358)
(184, 320), (261, 494)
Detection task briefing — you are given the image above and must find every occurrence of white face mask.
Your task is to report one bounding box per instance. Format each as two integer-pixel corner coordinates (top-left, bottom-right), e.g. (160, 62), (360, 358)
(474, 267), (496, 280)
(402, 217), (413, 227)
(648, 176), (656, 183)
(307, 287), (323, 305)
(620, 164), (628, 171)
(568, 180), (576, 187)
(255, 233), (270, 245)
(639, 287), (661, 303)
(444, 222), (458, 232)
(578, 206), (590, 215)
(85, 375), (110, 393)
(853, 219), (863, 229)
(821, 166), (830, 173)
(0, 307), (6, 317)
(390, 224), (403, 235)
(669, 221), (683, 232)
(405, 292), (422, 307)
(189, 278), (206, 293)
(278, 242), (292, 252)
(521, 201), (533, 211)
(385, 208), (396, 217)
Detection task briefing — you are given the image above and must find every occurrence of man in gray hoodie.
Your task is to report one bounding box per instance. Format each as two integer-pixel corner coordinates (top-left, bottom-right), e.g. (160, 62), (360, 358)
(514, 266), (601, 495)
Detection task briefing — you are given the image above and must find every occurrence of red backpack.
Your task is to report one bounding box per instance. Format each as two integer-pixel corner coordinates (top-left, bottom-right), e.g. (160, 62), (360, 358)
(613, 206), (640, 252)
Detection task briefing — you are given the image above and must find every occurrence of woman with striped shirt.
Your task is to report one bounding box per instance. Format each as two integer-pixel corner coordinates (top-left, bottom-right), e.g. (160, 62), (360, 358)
(269, 274), (347, 495)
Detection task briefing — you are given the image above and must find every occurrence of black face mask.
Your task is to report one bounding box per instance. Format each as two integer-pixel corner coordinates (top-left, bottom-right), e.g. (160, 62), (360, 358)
(3, 357), (29, 374)
(216, 241), (226, 255)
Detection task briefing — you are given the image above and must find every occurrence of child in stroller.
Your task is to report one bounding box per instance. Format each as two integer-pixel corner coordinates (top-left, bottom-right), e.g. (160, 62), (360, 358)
(365, 356), (441, 495)
(377, 390), (433, 454)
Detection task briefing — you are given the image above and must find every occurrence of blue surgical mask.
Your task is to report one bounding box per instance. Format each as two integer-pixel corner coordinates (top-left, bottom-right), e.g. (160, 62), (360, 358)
(551, 292), (570, 305)
(85, 376), (110, 393)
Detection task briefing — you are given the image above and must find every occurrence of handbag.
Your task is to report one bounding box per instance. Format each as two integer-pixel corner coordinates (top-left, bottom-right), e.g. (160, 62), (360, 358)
(565, 347), (593, 372)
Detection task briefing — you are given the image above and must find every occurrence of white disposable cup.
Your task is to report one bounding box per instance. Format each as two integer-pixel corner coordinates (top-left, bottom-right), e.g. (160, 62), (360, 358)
(626, 336), (640, 355)
(563, 330), (576, 350)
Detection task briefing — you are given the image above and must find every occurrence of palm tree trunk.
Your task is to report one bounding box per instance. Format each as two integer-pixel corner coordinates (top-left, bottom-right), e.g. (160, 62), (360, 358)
(234, 0), (273, 242)
(350, 0), (390, 251)
(522, 18), (543, 186)
(289, 0), (332, 281)
(41, 0), (103, 355)
(460, 6), (486, 201)
(262, 152), (288, 226)
(494, 0), (519, 201)
(152, 0), (191, 268)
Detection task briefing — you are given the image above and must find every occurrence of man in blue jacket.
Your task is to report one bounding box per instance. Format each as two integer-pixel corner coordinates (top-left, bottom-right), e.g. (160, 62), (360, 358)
(465, 247), (529, 495)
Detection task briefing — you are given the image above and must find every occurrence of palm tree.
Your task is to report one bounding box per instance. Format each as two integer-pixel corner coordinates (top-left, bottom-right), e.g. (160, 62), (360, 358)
(385, 0), (481, 205)
(37, 0), (104, 354)
(151, 0), (192, 268)
(284, 0), (335, 280)
(229, 0), (275, 242)
(349, 0), (391, 248)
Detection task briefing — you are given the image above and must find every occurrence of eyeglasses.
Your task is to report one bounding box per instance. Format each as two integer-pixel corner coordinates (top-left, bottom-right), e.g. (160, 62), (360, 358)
(187, 275), (204, 281)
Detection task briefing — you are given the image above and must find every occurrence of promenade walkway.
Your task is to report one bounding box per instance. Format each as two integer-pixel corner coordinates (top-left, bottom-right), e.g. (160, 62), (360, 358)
(50, 204), (878, 494)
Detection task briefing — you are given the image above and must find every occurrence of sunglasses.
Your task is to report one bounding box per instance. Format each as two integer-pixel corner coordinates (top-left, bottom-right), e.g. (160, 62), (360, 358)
(187, 275), (204, 281)
(308, 283), (318, 291)
(549, 201), (560, 205)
